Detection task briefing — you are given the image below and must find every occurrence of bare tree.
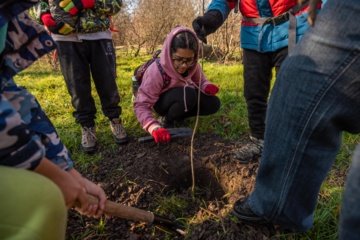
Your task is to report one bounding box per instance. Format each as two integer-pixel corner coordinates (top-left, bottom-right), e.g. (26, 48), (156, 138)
(133, 0), (197, 54)
(206, 11), (242, 62)
(112, 0), (197, 56)
(113, 0), (241, 60)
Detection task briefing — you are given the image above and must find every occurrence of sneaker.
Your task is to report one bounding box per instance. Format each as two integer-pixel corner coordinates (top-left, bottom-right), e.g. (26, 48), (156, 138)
(234, 136), (264, 163)
(232, 197), (267, 223)
(81, 126), (97, 153)
(158, 116), (175, 128)
(110, 118), (128, 144)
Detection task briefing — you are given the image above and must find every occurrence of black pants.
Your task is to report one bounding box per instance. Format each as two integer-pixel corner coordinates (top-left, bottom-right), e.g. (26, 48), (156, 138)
(153, 87), (220, 121)
(243, 47), (288, 139)
(57, 39), (121, 127)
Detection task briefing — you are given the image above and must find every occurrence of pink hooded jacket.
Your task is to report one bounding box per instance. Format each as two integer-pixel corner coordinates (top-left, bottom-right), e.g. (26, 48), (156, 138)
(134, 26), (213, 134)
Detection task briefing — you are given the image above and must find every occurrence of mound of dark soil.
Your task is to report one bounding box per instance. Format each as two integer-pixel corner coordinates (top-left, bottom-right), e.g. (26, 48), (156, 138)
(66, 133), (280, 239)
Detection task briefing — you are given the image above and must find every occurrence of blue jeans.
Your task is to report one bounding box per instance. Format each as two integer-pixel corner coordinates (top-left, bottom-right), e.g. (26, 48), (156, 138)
(247, 0), (360, 232)
(340, 145), (360, 240)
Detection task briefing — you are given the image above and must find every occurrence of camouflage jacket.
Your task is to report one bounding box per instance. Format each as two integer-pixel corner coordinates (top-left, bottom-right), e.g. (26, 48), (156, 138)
(32, 0), (122, 34)
(0, 1), (72, 170)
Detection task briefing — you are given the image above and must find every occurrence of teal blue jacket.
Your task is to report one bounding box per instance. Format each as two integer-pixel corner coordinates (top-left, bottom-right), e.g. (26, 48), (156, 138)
(207, 0), (326, 52)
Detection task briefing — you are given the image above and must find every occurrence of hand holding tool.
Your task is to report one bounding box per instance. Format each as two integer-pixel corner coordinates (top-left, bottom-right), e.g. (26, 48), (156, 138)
(74, 194), (186, 234)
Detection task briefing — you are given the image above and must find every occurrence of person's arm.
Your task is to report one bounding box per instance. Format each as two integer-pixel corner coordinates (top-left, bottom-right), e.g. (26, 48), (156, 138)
(298, 0), (324, 26)
(133, 66), (164, 133)
(27, 1), (74, 34)
(93, 0), (123, 16)
(34, 158), (106, 218)
(59, 0), (122, 16)
(207, 0), (234, 17)
(194, 67), (219, 95)
(29, 1), (51, 24)
(68, 168), (107, 217)
(192, 0), (235, 44)
(40, 13), (74, 34)
(34, 158), (86, 210)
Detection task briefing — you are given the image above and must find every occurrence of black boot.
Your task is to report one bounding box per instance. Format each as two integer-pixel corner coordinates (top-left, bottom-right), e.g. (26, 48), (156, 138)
(158, 116), (175, 128)
(232, 197), (267, 223)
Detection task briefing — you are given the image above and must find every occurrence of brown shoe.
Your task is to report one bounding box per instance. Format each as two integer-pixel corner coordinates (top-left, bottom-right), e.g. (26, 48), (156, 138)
(110, 118), (128, 144)
(234, 136), (264, 163)
(81, 126), (97, 153)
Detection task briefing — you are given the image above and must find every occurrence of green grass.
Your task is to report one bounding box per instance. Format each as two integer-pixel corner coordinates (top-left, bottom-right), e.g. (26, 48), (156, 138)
(15, 52), (360, 239)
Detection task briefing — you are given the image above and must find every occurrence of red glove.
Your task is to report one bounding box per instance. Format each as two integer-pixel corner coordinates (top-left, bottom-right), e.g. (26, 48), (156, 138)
(151, 127), (171, 143)
(204, 84), (219, 95)
(41, 13), (74, 35)
(60, 0), (95, 15)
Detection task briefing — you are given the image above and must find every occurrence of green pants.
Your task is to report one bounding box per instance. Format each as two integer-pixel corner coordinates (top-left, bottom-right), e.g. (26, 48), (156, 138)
(0, 166), (67, 239)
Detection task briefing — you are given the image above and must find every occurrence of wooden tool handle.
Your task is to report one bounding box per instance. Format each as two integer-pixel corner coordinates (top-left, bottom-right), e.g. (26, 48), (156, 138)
(74, 194), (154, 223)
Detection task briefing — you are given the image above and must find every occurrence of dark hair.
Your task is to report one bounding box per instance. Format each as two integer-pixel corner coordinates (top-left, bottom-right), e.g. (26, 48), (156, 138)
(170, 31), (198, 54)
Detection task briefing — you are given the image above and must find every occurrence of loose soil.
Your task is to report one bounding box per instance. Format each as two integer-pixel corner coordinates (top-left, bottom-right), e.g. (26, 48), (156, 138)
(66, 133), (281, 239)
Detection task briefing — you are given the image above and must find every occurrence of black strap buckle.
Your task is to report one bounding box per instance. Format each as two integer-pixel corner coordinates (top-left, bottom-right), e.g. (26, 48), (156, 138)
(264, 12), (290, 26)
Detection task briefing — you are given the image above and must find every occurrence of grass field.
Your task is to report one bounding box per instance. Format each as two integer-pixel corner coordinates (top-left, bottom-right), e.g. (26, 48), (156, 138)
(15, 51), (359, 239)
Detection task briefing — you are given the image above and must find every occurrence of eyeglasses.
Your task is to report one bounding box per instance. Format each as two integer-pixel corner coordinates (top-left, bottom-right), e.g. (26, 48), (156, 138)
(172, 58), (195, 67)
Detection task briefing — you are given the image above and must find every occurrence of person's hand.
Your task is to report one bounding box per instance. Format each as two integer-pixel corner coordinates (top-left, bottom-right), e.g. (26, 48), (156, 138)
(34, 158), (109, 218)
(41, 13), (73, 35)
(298, 0), (321, 26)
(152, 127), (171, 143)
(192, 10), (223, 44)
(204, 84), (219, 95)
(60, 0), (95, 15)
(34, 158), (88, 210)
(69, 169), (109, 218)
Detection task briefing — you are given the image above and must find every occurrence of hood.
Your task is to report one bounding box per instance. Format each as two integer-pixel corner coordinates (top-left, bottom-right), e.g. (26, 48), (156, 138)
(160, 26), (200, 80)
